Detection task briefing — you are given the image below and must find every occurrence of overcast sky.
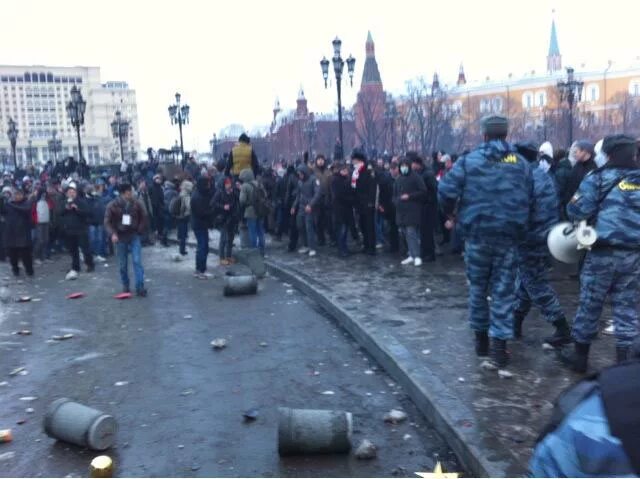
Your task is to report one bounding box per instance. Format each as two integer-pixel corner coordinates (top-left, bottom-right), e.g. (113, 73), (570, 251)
(1, 0), (637, 152)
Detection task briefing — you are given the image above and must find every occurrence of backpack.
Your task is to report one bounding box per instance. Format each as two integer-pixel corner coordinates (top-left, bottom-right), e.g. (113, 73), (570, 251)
(252, 181), (270, 219)
(169, 196), (182, 218)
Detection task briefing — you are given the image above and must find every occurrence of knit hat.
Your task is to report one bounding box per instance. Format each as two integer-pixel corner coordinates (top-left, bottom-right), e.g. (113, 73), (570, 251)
(481, 115), (509, 136)
(515, 141), (539, 162)
(351, 148), (367, 162)
(602, 134), (636, 162)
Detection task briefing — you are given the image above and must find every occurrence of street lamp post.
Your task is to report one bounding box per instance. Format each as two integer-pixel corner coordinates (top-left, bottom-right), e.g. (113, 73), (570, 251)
(66, 85), (86, 161)
(48, 130), (62, 163)
(557, 66), (584, 147)
(209, 133), (219, 161)
(111, 110), (130, 163)
(385, 95), (397, 155)
(321, 37), (355, 160)
(26, 138), (37, 166)
(303, 118), (316, 157)
(6, 117), (18, 169)
(168, 92), (190, 165)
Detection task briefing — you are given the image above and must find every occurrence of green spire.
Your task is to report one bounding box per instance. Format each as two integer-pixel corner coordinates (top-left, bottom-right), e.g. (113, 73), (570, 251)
(548, 17), (560, 56)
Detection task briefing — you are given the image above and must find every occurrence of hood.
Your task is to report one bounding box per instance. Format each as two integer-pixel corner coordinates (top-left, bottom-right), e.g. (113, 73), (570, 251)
(296, 164), (311, 180)
(180, 180), (194, 194)
(479, 139), (517, 162)
(239, 168), (255, 183)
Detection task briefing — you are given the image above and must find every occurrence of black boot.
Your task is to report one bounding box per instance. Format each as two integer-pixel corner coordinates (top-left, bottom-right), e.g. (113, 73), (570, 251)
(475, 331), (489, 357)
(559, 342), (590, 373)
(616, 346), (630, 363)
(544, 317), (572, 348)
(513, 314), (525, 339)
(490, 338), (509, 367)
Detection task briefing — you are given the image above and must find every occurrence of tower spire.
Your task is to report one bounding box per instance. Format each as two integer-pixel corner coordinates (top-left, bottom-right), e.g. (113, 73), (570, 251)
(361, 31), (382, 86)
(457, 63), (466, 86)
(547, 9), (562, 73)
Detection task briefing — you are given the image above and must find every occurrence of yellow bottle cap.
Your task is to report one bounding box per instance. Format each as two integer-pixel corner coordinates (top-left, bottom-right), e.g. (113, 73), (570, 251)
(89, 455), (113, 478)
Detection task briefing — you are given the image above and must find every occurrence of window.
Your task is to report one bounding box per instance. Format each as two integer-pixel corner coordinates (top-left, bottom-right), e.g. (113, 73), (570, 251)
(480, 98), (491, 113)
(629, 80), (640, 97)
(585, 83), (599, 102)
(492, 97), (503, 113)
(536, 91), (547, 107)
(522, 92), (533, 109)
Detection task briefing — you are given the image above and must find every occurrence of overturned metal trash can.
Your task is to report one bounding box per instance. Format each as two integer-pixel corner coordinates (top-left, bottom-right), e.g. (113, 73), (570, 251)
(44, 398), (117, 450)
(278, 407), (352, 456)
(223, 273), (258, 296)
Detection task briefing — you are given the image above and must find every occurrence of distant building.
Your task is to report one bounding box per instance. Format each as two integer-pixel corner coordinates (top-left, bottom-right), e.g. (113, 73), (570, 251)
(0, 65), (140, 167)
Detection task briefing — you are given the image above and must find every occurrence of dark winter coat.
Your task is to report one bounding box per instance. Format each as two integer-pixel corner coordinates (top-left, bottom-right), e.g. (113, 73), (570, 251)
(566, 159), (597, 206)
(212, 187), (240, 229)
(353, 166), (376, 209)
(190, 177), (213, 230)
(376, 170), (395, 221)
(87, 195), (108, 226)
(57, 197), (91, 235)
(292, 165), (323, 212)
(1, 197), (33, 248)
(393, 171), (427, 227)
(284, 169), (299, 210)
(554, 158), (573, 207)
(330, 172), (355, 224)
(104, 196), (147, 243)
(150, 182), (165, 213)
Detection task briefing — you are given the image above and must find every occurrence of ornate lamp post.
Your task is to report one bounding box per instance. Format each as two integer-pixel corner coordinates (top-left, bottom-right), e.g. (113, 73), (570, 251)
(320, 37), (355, 160)
(209, 133), (219, 161)
(168, 92), (189, 165)
(557, 67), (584, 147)
(48, 130), (62, 164)
(111, 110), (130, 163)
(6, 117), (18, 169)
(303, 118), (316, 157)
(26, 138), (37, 166)
(66, 84), (86, 161)
(385, 95), (398, 155)
(171, 141), (181, 163)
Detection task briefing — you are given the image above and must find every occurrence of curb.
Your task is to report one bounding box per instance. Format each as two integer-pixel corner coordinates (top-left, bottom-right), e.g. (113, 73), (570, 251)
(177, 239), (524, 477)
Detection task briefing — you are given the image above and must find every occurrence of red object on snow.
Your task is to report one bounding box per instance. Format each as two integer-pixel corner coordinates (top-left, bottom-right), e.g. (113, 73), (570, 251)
(113, 292), (132, 300)
(66, 292), (85, 299)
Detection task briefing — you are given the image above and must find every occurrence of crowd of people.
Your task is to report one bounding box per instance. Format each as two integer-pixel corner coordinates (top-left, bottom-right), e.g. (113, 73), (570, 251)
(2, 122), (640, 476)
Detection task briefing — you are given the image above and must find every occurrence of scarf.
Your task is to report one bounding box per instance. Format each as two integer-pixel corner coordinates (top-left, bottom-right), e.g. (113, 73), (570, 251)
(351, 164), (364, 189)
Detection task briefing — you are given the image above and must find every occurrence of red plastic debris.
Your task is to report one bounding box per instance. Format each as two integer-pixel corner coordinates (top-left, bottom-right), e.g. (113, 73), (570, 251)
(113, 292), (132, 300)
(66, 292), (85, 299)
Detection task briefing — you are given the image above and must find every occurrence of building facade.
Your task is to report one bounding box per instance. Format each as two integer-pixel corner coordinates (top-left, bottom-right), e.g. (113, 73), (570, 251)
(0, 65), (140, 168)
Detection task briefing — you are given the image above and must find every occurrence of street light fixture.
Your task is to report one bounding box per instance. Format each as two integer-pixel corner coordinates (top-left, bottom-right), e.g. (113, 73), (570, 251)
(6, 117), (18, 169)
(385, 95), (398, 155)
(557, 66), (584, 147)
(320, 36), (355, 160)
(48, 130), (62, 164)
(111, 110), (130, 163)
(168, 92), (189, 165)
(66, 84), (86, 161)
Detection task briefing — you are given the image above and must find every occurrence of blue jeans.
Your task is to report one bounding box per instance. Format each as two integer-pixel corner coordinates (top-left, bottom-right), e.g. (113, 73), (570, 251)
(219, 225), (235, 259)
(247, 218), (265, 255)
(176, 218), (189, 254)
(116, 236), (144, 291)
(400, 225), (421, 259)
(193, 227), (209, 273)
(89, 225), (106, 256)
(296, 213), (317, 250)
(375, 213), (385, 246)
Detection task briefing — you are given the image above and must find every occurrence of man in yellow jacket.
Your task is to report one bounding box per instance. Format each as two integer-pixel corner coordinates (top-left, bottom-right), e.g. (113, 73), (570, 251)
(226, 133), (260, 179)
